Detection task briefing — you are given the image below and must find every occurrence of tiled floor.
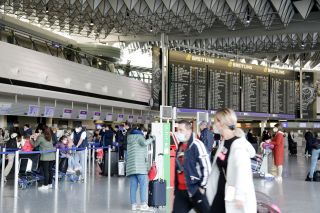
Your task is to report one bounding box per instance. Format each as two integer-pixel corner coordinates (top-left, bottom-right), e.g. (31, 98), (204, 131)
(0, 148), (319, 213)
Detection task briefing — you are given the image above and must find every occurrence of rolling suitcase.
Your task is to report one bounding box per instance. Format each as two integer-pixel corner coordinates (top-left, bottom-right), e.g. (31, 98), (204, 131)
(103, 150), (118, 176)
(148, 179), (166, 207)
(290, 142), (297, 155)
(148, 139), (166, 208)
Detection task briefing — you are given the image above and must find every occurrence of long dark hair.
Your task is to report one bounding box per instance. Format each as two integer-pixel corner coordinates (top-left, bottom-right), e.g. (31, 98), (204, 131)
(43, 126), (52, 141)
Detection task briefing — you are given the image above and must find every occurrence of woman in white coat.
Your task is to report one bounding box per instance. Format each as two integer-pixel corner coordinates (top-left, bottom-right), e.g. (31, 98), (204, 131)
(206, 108), (257, 213)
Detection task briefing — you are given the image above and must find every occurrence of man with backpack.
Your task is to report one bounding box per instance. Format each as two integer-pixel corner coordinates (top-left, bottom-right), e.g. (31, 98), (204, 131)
(172, 120), (211, 213)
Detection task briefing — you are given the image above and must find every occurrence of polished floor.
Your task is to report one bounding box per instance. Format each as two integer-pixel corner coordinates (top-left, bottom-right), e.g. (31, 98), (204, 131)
(0, 148), (319, 213)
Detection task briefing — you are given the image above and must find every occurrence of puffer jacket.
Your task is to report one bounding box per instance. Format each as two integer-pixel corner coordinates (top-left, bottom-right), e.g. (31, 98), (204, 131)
(126, 129), (153, 176)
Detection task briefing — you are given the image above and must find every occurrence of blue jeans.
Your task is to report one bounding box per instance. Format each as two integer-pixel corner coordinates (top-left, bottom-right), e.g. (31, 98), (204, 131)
(75, 150), (85, 173)
(129, 174), (148, 205)
(308, 149), (320, 178)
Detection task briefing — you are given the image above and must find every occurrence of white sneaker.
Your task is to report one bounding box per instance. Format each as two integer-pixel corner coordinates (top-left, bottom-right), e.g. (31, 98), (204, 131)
(38, 185), (49, 191)
(275, 176), (283, 182)
(67, 169), (75, 174)
(131, 204), (138, 211)
(48, 184), (53, 189)
(140, 204), (150, 211)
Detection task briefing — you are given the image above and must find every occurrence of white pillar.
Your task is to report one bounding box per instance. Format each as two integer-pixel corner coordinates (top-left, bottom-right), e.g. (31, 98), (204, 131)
(161, 33), (168, 106)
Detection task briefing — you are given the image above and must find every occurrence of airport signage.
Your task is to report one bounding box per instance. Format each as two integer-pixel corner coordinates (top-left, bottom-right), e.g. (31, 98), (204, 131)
(79, 110), (87, 119)
(63, 108), (72, 118)
(28, 105), (40, 116)
(93, 111), (101, 120)
(106, 113), (113, 121)
(44, 106), (55, 117)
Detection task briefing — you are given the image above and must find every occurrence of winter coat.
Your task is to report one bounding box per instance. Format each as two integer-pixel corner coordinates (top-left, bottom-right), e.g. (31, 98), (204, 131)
(30, 135), (55, 161)
(206, 137), (257, 213)
(126, 129), (153, 176)
(270, 131), (284, 166)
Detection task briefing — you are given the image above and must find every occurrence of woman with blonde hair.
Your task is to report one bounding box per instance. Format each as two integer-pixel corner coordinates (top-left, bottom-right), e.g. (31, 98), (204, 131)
(206, 108), (257, 213)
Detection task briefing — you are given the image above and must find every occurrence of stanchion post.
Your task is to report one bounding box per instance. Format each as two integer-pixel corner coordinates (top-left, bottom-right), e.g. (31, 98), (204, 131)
(84, 147), (88, 183)
(14, 150), (19, 198)
(55, 149), (59, 190)
(92, 146), (95, 175)
(88, 146), (91, 175)
(1, 148), (6, 188)
(108, 146), (111, 180)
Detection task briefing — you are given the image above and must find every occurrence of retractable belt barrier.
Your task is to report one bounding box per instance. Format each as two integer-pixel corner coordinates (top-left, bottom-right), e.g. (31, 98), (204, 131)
(1, 143), (118, 196)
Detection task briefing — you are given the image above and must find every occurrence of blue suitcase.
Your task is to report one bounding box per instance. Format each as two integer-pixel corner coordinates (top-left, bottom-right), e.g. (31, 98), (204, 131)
(148, 179), (166, 207)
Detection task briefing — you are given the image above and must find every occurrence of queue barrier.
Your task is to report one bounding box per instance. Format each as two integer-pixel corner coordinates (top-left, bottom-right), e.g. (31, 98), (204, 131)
(0, 144), (114, 197)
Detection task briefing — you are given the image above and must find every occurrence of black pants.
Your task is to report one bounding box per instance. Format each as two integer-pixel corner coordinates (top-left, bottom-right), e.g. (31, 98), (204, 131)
(41, 161), (54, 186)
(172, 189), (210, 213)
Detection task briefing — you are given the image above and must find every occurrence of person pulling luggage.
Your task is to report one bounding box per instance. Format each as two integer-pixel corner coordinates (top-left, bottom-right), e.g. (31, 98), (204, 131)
(172, 120), (211, 213)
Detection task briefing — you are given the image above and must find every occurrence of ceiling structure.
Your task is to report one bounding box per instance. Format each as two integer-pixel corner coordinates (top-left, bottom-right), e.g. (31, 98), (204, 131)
(1, 0), (320, 68)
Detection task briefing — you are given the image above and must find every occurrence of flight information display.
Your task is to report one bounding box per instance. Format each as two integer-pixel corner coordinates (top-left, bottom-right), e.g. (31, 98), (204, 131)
(168, 51), (295, 115)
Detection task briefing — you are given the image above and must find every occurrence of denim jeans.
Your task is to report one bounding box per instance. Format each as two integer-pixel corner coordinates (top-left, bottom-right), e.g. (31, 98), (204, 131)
(75, 150), (85, 173)
(308, 148), (320, 178)
(68, 155), (76, 170)
(129, 174), (148, 205)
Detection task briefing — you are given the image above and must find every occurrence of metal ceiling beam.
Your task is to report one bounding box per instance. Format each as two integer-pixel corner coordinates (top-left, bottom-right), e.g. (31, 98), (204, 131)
(102, 14), (320, 42)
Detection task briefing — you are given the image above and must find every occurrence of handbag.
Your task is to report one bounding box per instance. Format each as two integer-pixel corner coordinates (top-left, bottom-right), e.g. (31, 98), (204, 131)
(148, 162), (157, 181)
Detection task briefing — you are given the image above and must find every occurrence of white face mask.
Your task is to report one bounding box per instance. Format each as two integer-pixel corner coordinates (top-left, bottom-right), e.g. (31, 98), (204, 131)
(213, 125), (220, 134)
(175, 132), (187, 142)
(273, 127), (278, 133)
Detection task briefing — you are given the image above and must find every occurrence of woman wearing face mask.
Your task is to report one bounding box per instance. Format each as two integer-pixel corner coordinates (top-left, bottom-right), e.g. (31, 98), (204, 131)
(206, 108), (256, 213)
(269, 123), (284, 181)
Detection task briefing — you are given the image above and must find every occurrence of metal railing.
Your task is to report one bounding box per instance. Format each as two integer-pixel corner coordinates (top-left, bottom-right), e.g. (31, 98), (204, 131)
(0, 22), (153, 84)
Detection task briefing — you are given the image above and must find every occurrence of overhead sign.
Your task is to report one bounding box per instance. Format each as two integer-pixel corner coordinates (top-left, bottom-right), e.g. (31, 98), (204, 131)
(93, 111), (101, 120)
(79, 110), (87, 119)
(137, 116), (143, 123)
(106, 113), (113, 121)
(28, 105), (40, 116)
(0, 103), (12, 115)
(63, 108), (72, 118)
(128, 115), (134, 123)
(44, 106), (55, 117)
(117, 114), (124, 122)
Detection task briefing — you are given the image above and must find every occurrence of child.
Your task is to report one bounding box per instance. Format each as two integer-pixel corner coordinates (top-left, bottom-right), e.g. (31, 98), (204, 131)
(56, 136), (77, 173)
(21, 135), (34, 152)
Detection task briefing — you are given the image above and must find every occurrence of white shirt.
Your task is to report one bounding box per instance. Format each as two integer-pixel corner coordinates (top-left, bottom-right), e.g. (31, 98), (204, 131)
(70, 131), (87, 140)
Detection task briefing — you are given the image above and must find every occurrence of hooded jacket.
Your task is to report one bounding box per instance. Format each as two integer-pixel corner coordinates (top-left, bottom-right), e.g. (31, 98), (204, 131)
(183, 135), (211, 197)
(206, 137), (257, 213)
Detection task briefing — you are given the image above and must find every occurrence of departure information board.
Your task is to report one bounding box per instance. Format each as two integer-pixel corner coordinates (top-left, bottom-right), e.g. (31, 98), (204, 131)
(208, 69), (240, 111)
(168, 51), (295, 115)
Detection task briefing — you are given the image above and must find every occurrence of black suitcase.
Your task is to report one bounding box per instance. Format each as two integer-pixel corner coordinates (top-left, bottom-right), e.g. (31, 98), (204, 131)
(313, 171), (320, 182)
(103, 150), (118, 176)
(148, 179), (166, 207)
(290, 142), (297, 155)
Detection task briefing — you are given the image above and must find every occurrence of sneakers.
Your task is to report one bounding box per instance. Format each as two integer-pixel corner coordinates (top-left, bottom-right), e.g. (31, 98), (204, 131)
(38, 185), (49, 191)
(305, 176), (312, 182)
(67, 169), (75, 174)
(140, 204), (150, 211)
(131, 204), (138, 211)
(275, 176), (283, 182)
(48, 184), (53, 189)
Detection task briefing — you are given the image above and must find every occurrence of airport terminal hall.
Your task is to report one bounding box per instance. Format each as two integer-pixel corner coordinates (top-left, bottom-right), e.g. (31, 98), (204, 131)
(1, 0), (320, 213)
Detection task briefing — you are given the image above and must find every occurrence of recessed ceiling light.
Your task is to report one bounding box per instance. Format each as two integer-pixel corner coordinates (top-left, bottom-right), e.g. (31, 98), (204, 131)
(90, 19), (94, 26)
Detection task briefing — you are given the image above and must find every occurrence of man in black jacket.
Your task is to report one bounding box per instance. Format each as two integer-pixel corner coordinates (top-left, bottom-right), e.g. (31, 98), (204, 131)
(173, 120), (211, 213)
(199, 121), (214, 154)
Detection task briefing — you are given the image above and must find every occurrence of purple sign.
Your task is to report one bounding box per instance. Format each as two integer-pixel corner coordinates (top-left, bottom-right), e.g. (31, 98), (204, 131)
(117, 114), (124, 122)
(79, 110), (87, 119)
(128, 115), (134, 123)
(63, 108), (72, 118)
(106, 113), (113, 121)
(93, 111), (101, 120)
